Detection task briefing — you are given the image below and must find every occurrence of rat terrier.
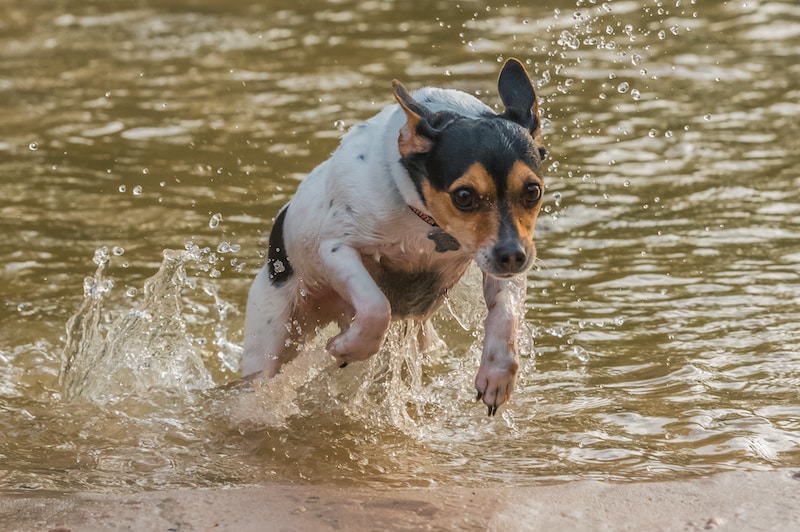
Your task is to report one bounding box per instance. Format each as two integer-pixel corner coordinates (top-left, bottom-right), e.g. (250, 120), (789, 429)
(243, 58), (547, 416)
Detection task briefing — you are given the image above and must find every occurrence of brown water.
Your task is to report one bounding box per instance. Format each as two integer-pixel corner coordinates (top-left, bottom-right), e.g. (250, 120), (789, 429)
(1, 0), (799, 492)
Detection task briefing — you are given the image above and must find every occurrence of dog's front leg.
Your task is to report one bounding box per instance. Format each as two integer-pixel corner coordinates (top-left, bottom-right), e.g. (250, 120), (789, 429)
(319, 240), (391, 366)
(475, 273), (526, 416)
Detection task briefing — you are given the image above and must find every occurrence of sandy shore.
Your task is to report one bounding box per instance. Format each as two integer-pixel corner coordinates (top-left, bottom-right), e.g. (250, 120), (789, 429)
(1, 470), (798, 531)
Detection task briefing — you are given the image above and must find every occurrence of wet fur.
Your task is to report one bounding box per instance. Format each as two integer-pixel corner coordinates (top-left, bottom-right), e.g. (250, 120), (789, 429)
(243, 59), (546, 415)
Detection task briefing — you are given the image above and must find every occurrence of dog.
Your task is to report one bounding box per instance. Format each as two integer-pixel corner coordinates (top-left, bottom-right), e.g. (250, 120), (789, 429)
(243, 58), (547, 416)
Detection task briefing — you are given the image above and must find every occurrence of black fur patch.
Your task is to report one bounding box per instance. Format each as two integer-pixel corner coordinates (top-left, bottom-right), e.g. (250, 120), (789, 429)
(427, 229), (461, 252)
(425, 118), (541, 195)
(399, 116), (542, 208)
(267, 204), (293, 286)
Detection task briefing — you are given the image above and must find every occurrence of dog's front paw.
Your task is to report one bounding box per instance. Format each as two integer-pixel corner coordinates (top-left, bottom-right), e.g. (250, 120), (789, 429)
(474, 352), (519, 416)
(326, 306), (391, 366)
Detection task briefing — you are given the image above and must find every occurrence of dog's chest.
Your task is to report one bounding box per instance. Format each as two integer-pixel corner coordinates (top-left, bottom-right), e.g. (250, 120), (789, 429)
(377, 268), (446, 318)
(364, 256), (470, 319)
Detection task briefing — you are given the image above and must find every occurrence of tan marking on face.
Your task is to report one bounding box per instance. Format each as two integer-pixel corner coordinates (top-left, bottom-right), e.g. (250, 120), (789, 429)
(507, 160), (544, 242)
(421, 162), (500, 252)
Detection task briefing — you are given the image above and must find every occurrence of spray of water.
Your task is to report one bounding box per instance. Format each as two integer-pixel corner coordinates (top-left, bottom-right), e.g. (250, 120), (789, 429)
(59, 246), (532, 447)
(59, 247), (228, 401)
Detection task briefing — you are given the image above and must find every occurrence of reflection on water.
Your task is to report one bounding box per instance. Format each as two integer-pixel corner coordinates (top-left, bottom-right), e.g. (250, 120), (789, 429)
(1, 0), (800, 491)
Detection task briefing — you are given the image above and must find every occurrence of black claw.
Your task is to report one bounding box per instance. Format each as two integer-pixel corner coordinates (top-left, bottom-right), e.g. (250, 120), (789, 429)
(476, 390), (483, 401)
(339, 362), (348, 368)
(488, 404), (496, 416)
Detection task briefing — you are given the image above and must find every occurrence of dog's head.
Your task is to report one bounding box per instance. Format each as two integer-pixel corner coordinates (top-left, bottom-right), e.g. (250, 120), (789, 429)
(392, 58), (546, 279)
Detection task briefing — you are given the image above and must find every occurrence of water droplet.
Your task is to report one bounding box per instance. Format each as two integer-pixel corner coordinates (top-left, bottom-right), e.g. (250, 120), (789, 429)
(112, 246), (125, 256)
(216, 241), (241, 254)
(665, 130), (673, 138)
(118, 185), (127, 193)
(142, 168), (149, 175)
(557, 30), (580, 50)
(334, 119), (346, 131)
(648, 129), (657, 138)
(125, 287), (137, 297)
(553, 191), (562, 207)
(132, 185), (143, 196)
(93, 246), (110, 267)
(28, 142), (39, 151)
(623, 180), (631, 187)
(572, 345), (590, 363)
(631, 53), (642, 66)
(617, 82), (629, 93)
(658, 29), (666, 39)
(209, 213), (223, 229)
(631, 89), (641, 100)
(704, 114), (712, 121)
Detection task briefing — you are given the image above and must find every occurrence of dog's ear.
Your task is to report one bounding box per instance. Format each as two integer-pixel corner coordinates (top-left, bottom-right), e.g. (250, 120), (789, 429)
(392, 80), (436, 157)
(498, 58), (541, 136)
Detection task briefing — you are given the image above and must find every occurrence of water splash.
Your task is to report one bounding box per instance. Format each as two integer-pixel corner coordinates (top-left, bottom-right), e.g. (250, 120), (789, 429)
(224, 319), (467, 433)
(60, 248), (218, 401)
(59, 245), (530, 450)
(225, 265), (536, 439)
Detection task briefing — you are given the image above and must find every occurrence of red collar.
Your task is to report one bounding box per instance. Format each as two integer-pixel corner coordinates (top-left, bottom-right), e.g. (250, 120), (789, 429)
(408, 205), (438, 227)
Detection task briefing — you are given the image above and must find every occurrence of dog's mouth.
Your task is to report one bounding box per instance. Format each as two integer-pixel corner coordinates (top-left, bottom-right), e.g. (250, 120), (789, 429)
(485, 271), (522, 280)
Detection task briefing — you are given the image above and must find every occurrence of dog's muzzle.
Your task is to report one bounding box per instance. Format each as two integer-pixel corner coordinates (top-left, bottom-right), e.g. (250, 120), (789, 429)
(479, 240), (535, 278)
(494, 240), (529, 274)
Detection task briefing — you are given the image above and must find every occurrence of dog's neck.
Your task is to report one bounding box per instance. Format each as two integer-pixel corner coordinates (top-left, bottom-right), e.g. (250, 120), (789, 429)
(407, 205), (461, 252)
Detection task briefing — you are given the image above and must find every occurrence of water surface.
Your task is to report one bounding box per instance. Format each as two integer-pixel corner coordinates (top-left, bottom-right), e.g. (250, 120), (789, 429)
(1, 0), (799, 492)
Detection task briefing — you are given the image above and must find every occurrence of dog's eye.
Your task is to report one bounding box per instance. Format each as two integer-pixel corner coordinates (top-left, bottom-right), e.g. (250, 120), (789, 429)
(522, 182), (542, 208)
(451, 187), (480, 211)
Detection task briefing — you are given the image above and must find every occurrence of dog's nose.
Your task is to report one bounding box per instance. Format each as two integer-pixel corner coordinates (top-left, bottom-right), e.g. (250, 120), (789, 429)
(494, 241), (528, 273)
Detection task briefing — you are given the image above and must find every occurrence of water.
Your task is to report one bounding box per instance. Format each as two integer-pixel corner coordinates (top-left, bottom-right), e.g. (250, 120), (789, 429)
(2, 0), (800, 492)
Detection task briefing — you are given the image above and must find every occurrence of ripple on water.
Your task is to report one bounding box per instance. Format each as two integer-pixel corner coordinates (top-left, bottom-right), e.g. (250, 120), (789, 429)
(1, 0), (800, 492)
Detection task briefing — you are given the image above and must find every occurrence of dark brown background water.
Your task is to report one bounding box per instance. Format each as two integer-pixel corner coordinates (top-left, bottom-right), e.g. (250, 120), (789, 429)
(1, 0), (799, 491)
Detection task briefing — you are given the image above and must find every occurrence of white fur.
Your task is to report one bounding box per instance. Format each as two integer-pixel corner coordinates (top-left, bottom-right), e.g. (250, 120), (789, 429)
(243, 87), (531, 414)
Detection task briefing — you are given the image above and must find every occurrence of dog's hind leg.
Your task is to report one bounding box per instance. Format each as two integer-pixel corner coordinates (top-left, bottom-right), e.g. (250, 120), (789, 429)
(242, 266), (300, 377)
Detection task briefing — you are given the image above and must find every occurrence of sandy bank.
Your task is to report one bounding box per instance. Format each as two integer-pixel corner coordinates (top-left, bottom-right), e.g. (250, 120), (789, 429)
(2, 470), (798, 531)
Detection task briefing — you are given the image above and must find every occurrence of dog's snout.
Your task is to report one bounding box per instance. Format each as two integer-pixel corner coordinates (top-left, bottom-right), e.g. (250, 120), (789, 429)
(494, 241), (528, 273)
